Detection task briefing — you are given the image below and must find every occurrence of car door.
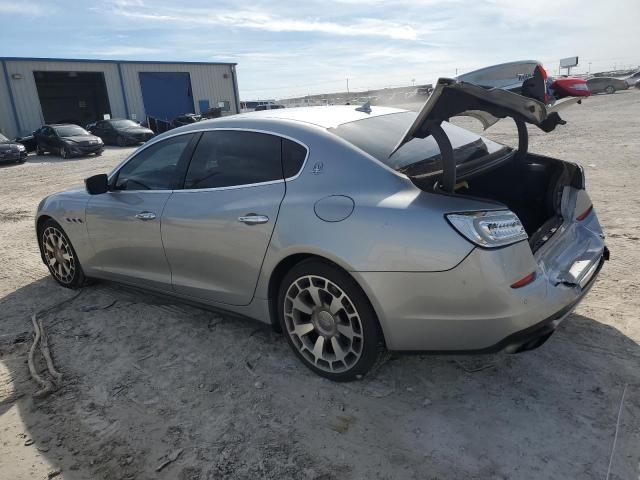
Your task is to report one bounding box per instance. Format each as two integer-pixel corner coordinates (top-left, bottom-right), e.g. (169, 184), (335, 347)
(93, 121), (107, 142)
(84, 133), (197, 290)
(161, 130), (295, 306)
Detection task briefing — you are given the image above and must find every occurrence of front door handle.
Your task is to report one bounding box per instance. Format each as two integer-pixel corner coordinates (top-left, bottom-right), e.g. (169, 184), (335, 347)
(238, 214), (269, 225)
(135, 211), (157, 221)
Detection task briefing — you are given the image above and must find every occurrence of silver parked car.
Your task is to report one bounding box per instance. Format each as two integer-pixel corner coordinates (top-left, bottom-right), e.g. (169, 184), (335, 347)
(36, 79), (608, 381)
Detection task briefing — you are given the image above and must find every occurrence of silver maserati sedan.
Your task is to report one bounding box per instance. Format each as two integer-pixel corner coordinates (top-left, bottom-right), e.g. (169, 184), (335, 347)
(36, 79), (608, 381)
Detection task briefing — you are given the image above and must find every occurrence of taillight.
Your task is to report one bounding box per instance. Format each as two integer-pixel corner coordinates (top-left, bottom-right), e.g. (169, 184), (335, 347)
(576, 205), (593, 221)
(446, 210), (528, 248)
(537, 64), (550, 104)
(511, 272), (536, 289)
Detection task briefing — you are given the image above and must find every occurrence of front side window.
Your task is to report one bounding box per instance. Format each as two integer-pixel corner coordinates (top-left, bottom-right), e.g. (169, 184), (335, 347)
(184, 130), (282, 189)
(114, 134), (193, 191)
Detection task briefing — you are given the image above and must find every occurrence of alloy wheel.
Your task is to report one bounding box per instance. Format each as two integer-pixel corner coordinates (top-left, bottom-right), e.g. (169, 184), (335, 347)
(42, 226), (76, 284)
(283, 275), (364, 373)
(60, 146), (68, 159)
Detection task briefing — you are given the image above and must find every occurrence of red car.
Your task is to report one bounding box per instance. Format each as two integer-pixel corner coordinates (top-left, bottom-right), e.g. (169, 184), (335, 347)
(550, 77), (590, 99)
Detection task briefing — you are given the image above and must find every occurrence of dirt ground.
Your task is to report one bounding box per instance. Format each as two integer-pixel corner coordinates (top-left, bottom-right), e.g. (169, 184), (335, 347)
(1, 90), (639, 480)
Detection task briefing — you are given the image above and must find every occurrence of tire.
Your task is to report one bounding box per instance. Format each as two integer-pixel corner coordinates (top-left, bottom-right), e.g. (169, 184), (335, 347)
(95, 149), (103, 156)
(117, 136), (127, 147)
(36, 145), (45, 155)
(39, 219), (88, 289)
(60, 146), (69, 159)
(277, 259), (384, 381)
(605, 85), (615, 94)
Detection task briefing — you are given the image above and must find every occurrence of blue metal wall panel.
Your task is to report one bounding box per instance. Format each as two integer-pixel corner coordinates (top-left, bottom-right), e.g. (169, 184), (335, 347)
(139, 72), (195, 121)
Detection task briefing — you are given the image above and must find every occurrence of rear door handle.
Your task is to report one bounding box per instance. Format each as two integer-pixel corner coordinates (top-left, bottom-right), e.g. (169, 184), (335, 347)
(238, 214), (269, 225)
(135, 211), (157, 221)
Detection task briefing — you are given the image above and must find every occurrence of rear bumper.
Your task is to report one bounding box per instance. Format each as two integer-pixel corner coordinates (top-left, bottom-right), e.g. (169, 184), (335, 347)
(352, 241), (607, 352)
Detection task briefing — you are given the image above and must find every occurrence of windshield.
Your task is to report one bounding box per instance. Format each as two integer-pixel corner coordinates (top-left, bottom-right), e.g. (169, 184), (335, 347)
(330, 111), (509, 177)
(54, 125), (90, 137)
(111, 120), (140, 128)
(0, 133), (8, 143)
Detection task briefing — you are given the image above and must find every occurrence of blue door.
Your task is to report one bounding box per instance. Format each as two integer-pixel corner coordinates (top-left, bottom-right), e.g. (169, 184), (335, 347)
(139, 72), (195, 121)
(198, 99), (210, 113)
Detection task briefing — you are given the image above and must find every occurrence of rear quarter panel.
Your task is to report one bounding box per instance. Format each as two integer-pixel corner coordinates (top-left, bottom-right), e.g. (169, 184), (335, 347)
(254, 126), (505, 298)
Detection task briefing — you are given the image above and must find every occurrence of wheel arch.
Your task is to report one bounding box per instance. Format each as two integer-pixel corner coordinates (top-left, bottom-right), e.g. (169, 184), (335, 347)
(266, 252), (387, 347)
(36, 214), (55, 263)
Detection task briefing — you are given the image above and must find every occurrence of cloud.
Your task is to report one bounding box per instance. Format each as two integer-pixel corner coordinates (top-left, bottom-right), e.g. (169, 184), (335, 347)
(0, 1), (46, 15)
(112, 8), (420, 40)
(90, 46), (165, 56)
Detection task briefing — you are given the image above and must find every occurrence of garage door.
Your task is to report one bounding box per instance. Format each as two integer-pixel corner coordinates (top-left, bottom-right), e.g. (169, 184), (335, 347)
(139, 72), (195, 121)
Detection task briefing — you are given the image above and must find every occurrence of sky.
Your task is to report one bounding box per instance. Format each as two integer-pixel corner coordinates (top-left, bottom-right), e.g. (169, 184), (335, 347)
(0, 0), (638, 100)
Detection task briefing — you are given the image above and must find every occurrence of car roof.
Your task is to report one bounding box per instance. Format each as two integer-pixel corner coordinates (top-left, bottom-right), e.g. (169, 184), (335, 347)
(232, 105), (408, 129)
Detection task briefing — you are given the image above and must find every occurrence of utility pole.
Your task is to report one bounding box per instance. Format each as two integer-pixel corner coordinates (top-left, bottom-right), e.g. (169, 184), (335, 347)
(346, 78), (350, 94)
(588, 62), (592, 74)
(412, 78), (415, 86)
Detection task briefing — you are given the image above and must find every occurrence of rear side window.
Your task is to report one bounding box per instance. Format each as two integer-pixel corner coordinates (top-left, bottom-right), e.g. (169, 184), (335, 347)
(184, 131), (282, 189)
(282, 139), (307, 178)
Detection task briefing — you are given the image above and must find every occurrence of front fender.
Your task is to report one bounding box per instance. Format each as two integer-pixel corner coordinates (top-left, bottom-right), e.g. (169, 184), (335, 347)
(36, 189), (94, 268)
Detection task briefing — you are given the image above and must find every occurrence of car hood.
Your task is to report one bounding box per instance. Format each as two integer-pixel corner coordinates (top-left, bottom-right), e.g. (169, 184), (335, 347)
(62, 135), (101, 143)
(391, 78), (574, 192)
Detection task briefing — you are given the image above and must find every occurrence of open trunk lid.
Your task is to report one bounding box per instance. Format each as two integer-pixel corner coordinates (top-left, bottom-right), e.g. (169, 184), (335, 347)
(390, 78), (572, 192)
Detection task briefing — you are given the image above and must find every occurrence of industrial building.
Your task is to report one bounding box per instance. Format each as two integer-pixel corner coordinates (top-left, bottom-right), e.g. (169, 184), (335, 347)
(0, 57), (240, 138)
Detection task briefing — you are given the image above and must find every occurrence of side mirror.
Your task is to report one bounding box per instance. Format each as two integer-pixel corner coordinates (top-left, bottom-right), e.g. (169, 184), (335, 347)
(85, 174), (109, 195)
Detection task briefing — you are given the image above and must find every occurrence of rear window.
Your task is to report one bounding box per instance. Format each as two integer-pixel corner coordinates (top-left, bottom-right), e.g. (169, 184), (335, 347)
(330, 112), (508, 176)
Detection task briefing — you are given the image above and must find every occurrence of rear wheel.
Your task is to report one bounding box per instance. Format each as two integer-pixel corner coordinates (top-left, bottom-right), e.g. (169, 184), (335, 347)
(117, 136), (127, 147)
(605, 85), (615, 94)
(39, 220), (87, 288)
(278, 259), (384, 381)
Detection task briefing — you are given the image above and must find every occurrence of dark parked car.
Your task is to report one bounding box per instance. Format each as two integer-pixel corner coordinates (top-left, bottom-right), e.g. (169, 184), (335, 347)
(14, 133), (37, 152)
(171, 114), (201, 129)
(586, 77), (629, 94)
(0, 132), (28, 164)
(35, 124), (104, 158)
(90, 119), (154, 146)
(254, 104), (285, 111)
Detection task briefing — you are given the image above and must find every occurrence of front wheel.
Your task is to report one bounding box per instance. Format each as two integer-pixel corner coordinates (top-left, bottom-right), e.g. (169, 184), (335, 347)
(95, 149), (103, 156)
(117, 136), (127, 147)
(60, 146), (69, 159)
(36, 145), (45, 155)
(278, 259), (385, 381)
(39, 220), (87, 288)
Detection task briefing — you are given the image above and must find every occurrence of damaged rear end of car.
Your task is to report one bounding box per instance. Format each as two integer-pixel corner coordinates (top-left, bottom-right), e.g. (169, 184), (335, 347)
(338, 78), (608, 353)
(401, 79), (608, 352)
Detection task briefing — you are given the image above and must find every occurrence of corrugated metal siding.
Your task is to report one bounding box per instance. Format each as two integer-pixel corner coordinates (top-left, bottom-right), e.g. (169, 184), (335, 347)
(0, 62), (17, 137)
(2, 60), (126, 136)
(119, 63), (238, 121)
(0, 59), (239, 137)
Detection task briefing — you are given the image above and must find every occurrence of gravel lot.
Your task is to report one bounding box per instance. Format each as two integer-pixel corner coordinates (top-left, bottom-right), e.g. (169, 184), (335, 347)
(1, 90), (639, 480)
